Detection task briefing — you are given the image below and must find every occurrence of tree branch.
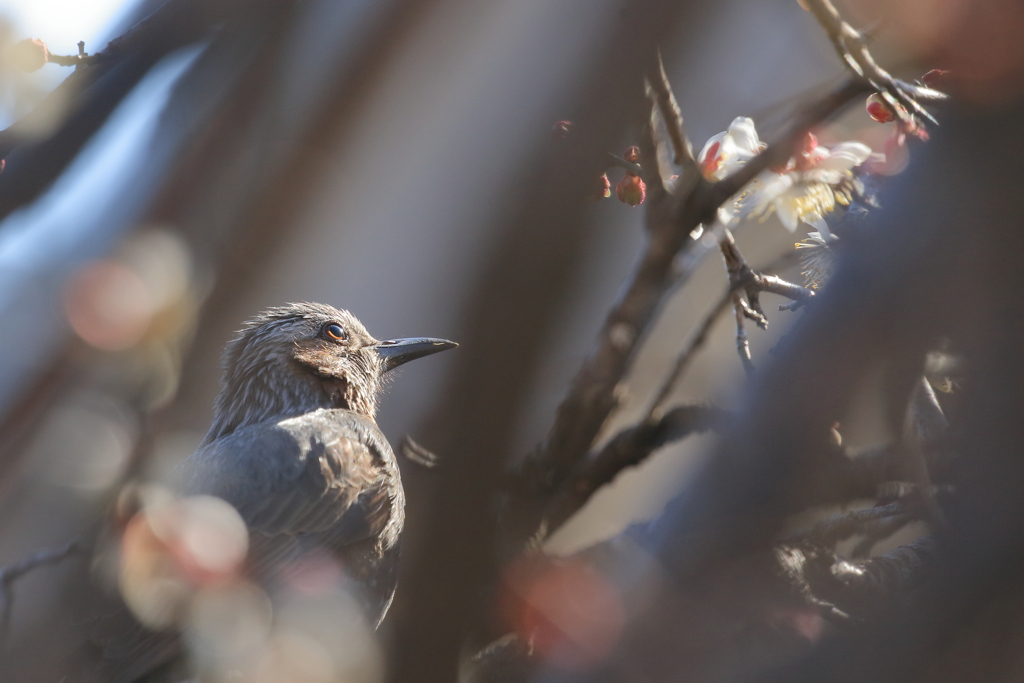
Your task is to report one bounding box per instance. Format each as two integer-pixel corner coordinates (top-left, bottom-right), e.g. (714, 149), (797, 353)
(733, 294), (756, 376)
(803, 0), (946, 131)
(788, 501), (913, 547)
(799, 536), (937, 621)
(720, 228), (815, 327)
(543, 404), (726, 534)
(515, 64), (864, 544)
(644, 49), (698, 188)
(0, 540), (85, 646)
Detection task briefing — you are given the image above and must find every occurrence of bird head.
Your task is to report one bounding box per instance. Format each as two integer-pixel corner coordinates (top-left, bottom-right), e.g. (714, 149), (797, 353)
(205, 303), (456, 442)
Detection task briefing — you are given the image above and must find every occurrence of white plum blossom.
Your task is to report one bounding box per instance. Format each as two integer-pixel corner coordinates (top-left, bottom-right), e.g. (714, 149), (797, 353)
(695, 117), (876, 237)
(697, 116), (763, 181)
(744, 137), (873, 237)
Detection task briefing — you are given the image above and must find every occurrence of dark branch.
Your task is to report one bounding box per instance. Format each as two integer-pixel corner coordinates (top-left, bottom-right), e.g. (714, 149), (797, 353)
(799, 536), (937, 621)
(803, 0), (946, 131)
(0, 540), (85, 645)
(788, 502), (912, 546)
(544, 404), (726, 533)
(606, 152), (644, 179)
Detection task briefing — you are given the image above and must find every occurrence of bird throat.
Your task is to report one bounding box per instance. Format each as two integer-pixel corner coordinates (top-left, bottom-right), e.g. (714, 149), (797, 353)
(204, 366), (377, 444)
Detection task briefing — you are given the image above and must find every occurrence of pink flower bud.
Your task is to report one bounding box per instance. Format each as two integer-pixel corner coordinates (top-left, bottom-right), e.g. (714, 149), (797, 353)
(615, 173), (645, 207)
(623, 145), (640, 163)
(593, 173), (611, 200)
(8, 38), (49, 72)
(550, 120), (573, 140)
(866, 93), (895, 123)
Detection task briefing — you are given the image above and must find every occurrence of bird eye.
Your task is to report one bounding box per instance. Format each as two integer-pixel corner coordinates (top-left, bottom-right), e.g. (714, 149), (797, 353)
(324, 323), (347, 341)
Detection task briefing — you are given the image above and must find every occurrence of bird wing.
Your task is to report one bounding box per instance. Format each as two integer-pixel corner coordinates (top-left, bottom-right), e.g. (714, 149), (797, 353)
(84, 411), (399, 683)
(182, 408), (398, 543)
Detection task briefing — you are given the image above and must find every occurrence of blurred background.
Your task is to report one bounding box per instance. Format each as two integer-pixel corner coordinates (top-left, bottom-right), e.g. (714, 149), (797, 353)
(0, 0), (1021, 681)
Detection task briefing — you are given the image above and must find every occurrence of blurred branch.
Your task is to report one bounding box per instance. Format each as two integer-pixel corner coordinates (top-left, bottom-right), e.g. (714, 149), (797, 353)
(542, 404), (726, 534)
(0, 540), (85, 646)
(646, 288), (734, 419)
(849, 513), (915, 558)
(798, 536), (937, 621)
(0, 0), (243, 221)
(47, 42), (102, 69)
(646, 250), (803, 421)
(465, 633), (536, 683)
(789, 501), (914, 547)
(399, 435), (441, 469)
(392, 2), (707, 681)
(605, 152), (644, 178)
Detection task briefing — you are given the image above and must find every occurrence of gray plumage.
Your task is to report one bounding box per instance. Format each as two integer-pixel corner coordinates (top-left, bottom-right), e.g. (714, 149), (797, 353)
(187, 303), (406, 622)
(86, 302), (454, 683)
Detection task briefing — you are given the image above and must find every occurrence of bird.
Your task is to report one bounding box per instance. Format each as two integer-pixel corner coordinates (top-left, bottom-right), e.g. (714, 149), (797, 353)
(85, 302), (456, 682)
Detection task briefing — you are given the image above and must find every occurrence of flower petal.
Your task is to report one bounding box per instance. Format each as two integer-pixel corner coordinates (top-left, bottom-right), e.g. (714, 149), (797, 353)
(807, 215), (834, 240)
(815, 142), (872, 171)
(775, 198), (799, 232)
(697, 132), (726, 164)
(726, 117), (761, 154)
(745, 172), (792, 213)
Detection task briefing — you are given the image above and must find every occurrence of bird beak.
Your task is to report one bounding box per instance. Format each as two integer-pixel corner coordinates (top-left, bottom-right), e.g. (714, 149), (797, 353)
(374, 337), (458, 372)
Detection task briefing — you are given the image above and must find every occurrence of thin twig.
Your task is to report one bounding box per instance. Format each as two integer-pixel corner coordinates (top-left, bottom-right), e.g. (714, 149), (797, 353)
(733, 295), (755, 377)
(849, 514), (914, 558)
(0, 540), (85, 646)
(544, 405), (726, 533)
(720, 228), (814, 329)
(645, 290), (734, 422)
(645, 49), (697, 179)
(400, 435), (441, 469)
(803, 0), (945, 130)
(789, 502), (908, 546)
(606, 152), (644, 178)
(646, 250), (803, 421)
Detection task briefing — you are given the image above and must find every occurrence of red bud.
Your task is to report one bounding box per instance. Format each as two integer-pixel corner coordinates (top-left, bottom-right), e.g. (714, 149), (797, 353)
(623, 145), (640, 163)
(615, 173), (645, 207)
(865, 93), (895, 123)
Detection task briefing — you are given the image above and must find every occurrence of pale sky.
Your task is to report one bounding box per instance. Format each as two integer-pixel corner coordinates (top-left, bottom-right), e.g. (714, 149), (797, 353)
(1, 0), (133, 54)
